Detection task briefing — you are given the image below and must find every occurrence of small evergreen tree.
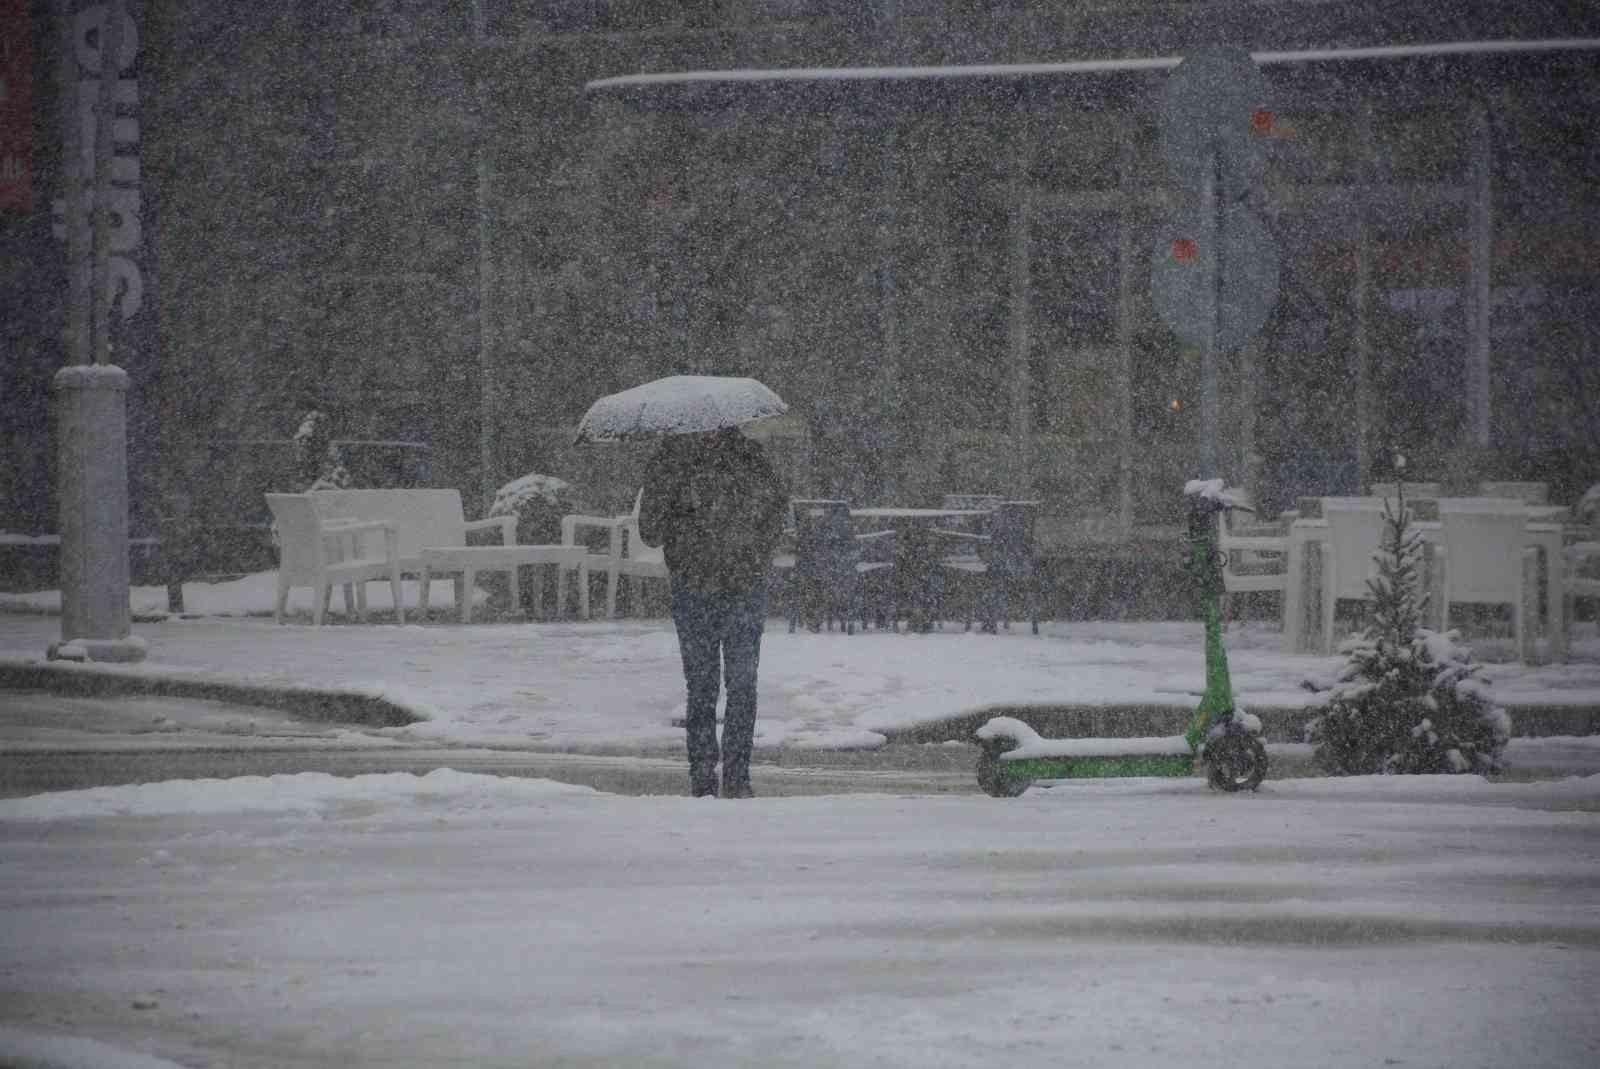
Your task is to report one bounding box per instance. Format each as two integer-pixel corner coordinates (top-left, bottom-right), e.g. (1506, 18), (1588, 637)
(1303, 483), (1511, 775)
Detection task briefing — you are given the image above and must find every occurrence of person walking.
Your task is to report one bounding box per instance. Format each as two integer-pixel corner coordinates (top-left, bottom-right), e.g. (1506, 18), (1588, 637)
(638, 427), (789, 798)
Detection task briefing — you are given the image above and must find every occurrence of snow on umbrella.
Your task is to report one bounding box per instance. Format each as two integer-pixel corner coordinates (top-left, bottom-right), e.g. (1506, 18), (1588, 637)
(573, 375), (789, 444)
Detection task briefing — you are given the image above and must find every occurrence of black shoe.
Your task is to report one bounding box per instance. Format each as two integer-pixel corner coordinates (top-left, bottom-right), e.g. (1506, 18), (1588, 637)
(719, 781), (754, 799)
(691, 779), (718, 798)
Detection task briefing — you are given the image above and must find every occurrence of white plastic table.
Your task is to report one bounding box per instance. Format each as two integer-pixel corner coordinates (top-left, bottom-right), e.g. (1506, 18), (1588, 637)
(849, 508), (989, 631)
(1281, 508), (1571, 661)
(419, 544), (589, 623)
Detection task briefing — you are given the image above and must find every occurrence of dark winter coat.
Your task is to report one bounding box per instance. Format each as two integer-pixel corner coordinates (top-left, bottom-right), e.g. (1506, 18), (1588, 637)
(637, 429), (789, 593)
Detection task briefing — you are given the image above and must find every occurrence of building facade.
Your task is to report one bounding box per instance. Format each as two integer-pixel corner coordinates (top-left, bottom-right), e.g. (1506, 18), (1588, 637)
(3, 1), (1597, 563)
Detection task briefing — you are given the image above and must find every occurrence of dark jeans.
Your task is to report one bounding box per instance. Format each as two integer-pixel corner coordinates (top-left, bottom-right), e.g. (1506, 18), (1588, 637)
(670, 576), (767, 792)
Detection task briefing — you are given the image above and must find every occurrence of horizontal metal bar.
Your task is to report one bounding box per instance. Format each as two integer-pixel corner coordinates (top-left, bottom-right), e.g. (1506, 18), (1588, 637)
(587, 38), (1600, 92)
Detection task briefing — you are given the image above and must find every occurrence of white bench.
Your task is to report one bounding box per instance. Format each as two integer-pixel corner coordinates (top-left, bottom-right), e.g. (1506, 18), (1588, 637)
(310, 489), (589, 622)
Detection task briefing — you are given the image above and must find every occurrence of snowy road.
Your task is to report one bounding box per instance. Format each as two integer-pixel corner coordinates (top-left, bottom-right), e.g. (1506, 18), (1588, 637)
(2, 770), (1598, 1068)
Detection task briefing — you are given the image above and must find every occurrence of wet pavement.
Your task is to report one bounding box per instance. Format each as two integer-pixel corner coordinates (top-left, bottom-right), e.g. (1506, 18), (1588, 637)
(4, 689), (1595, 800)
(0, 690), (985, 798)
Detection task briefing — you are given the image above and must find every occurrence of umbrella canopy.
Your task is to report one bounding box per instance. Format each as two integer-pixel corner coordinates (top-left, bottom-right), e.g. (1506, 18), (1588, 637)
(573, 375), (789, 444)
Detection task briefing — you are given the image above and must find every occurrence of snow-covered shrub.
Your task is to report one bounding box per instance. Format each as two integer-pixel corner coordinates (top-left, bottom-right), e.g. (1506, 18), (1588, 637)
(488, 474), (586, 545)
(1302, 486), (1511, 776)
(479, 474), (590, 613)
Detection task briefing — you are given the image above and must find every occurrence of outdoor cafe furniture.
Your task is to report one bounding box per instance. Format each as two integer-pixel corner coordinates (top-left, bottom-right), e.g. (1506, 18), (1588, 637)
(941, 493), (1006, 512)
(312, 488), (514, 577)
(419, 544), (590, 623)
(312, 488), (590, 623)
(1318, 497), (1391, 654)
(1477, 481), (1549, 504)
(265, 493), (404, 626)
(1212, 497), (1289, 624)
(1566, 540), (1600, 638)
(559, 490), (669, 619)
(934, 500), (1044, 634)
(1369, 481), (1442, 500)
(1564, 484), (1600, 642)
(787, 499), (895, 633)
(1434, 498), (1540, 659)
(848, 505), (988, 632)
(1281, 495), (1573, 661)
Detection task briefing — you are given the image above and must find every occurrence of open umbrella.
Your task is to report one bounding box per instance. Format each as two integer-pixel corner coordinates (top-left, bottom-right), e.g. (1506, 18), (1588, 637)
(573, 375), (789, 444)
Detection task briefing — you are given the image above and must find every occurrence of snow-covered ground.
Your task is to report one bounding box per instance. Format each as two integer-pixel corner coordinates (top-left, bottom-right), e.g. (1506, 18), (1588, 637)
(3, 571), (1599, 752)
(2, 576), (1599, 1067)
(2, 769), (1598, 1068)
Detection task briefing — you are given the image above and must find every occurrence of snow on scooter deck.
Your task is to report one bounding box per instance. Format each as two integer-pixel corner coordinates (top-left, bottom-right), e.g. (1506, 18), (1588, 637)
(976, 716), (1192, 758)
(974, 716), (1200, 784)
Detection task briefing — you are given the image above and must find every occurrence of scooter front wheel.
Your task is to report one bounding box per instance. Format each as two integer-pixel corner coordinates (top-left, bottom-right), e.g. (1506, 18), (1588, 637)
(1205, 732), (1268, 792)
(976, 740), (1033, 797)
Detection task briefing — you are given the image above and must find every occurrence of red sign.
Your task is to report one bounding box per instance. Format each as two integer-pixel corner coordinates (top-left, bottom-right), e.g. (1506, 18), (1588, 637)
(1172, 238), (1198, 262)
(0, 0), (31, 213)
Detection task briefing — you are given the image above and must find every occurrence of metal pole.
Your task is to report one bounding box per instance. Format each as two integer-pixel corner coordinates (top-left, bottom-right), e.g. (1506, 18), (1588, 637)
(1468, 102), (1492, 448)
(1198, 146), (1220, 476)
(1354, 108), (1375, 488)
(89, 0), (127, 366)
(472, 0), (495, 511)
(1115, 127), (1135, 538)
(54, 0), (88, 365)
(1354, 204), (1372, 486)
(1006, 138), (1031, 497)
(876, 104), (900, 501)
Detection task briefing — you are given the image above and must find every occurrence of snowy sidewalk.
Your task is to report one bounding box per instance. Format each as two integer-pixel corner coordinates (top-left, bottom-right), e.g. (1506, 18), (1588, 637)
(3, 572), (1600, 752)
(3, 576), (1600, 1069)
(3, 767), (1599, 1069)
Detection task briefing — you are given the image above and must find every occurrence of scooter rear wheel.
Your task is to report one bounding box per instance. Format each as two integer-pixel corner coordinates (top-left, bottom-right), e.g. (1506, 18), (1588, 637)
(1205, 732), (1268, 792)
(976, 739), (1033, 797)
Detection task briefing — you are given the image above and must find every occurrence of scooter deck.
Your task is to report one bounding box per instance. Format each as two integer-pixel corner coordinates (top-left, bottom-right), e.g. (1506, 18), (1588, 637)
(1001, 753), (1198, 781)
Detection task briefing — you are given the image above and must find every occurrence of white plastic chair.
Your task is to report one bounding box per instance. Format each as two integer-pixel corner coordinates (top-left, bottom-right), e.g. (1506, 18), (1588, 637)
(1477, 481), (1549, 505)
(1569, 484), (1600, 640)
(265, 493), (404, 626)
(560, 492), (669, 618)
(1565, 541), (1600, 643)
(1437, 497), (1536, 658)
(1214, 503), (1288, 626)
(1368, 482), (1441, 501)
(612, 490), (670, 616)
(1320, 497), (1389, 653)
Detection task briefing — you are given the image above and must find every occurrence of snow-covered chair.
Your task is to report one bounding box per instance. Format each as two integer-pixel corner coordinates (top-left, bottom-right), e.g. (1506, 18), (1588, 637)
(1477, 481), (1549, 505)
(613, 491), (670, 615)
(1437, 497), (1537, 660)
(561, 491), (669, 617)
(1564, 483), (1600, 643)
(1566, 542), (1600, 643)
(1368, 481), (1441, 501)
(1320, 497), (1389, 654)
(1213, 498), (1288, 626)
(265, 493), (404, 626)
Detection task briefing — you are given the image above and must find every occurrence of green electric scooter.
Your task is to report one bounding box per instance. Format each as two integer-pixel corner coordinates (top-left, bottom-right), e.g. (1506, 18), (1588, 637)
(973, 480), (1269, 796)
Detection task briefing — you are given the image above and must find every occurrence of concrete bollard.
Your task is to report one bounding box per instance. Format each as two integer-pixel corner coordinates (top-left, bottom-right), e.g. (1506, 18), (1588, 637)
(50, 364), (146, 663)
